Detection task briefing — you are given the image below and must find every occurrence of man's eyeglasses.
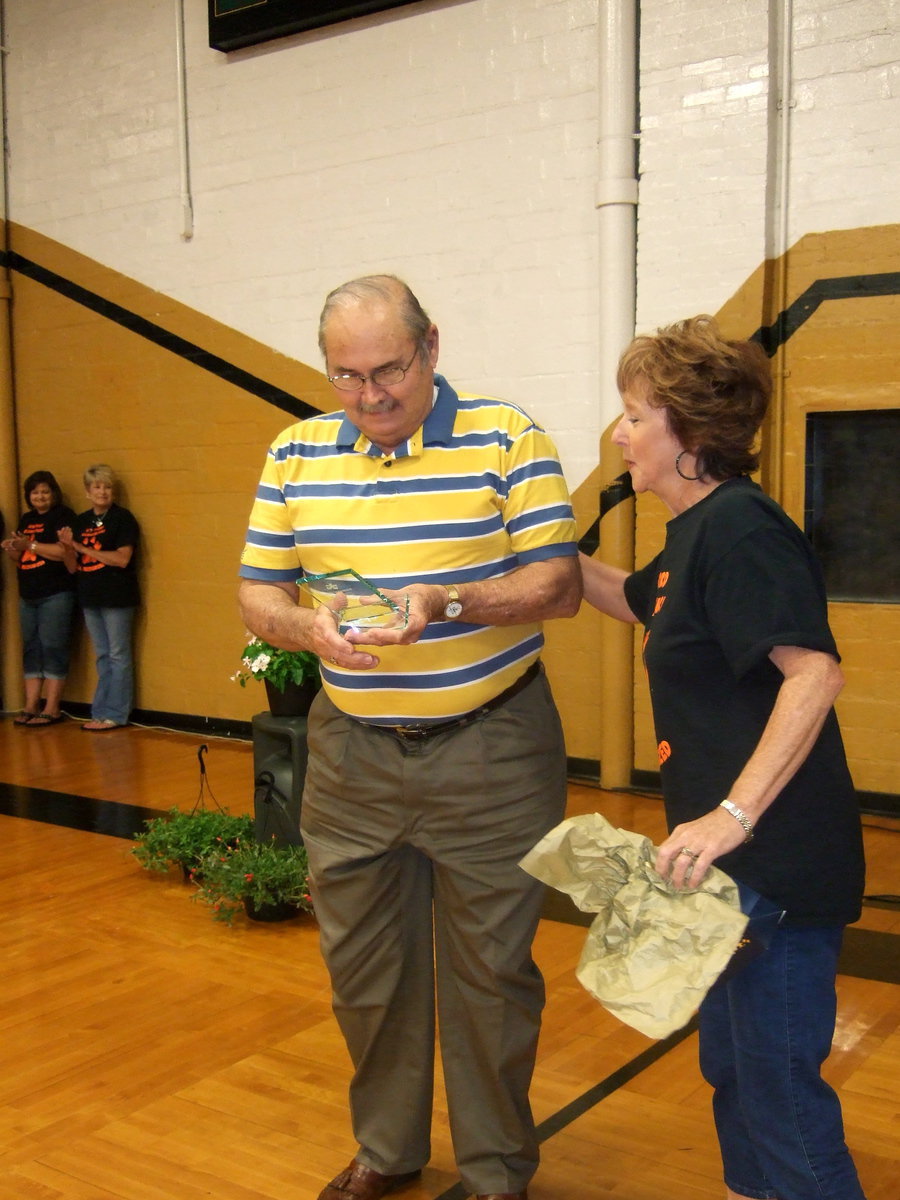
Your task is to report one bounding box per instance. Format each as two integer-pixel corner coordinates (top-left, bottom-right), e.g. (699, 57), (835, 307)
(327, 349), (419, 393)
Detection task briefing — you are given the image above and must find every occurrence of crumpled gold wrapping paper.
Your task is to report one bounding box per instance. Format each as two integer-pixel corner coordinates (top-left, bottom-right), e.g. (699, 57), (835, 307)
(520, 813), (748, 1039)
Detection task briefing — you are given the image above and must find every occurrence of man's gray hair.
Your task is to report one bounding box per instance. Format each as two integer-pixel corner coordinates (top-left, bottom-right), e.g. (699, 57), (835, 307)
(318, 274), (433, 361)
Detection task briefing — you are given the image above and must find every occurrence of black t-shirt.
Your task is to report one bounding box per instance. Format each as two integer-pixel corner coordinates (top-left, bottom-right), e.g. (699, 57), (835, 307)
(72, 503), (140, 608)
(16, 505), (77, 600)
(624, 477), (864, 926)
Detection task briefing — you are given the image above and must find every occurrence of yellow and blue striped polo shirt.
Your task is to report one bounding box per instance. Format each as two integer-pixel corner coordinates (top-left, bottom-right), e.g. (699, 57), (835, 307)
(240, 374), (577, 724)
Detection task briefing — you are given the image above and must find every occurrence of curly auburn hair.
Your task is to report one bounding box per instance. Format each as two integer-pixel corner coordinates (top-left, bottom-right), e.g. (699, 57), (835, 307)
(617, 316), (773, 481)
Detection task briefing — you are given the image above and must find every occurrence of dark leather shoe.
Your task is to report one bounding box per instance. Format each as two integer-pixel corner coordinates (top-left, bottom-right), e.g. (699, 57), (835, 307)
(476, 1193), (528, 1200)
(317, 1159), (422, 1200)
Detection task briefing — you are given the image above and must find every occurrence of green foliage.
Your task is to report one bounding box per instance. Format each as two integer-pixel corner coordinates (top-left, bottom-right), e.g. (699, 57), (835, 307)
(131, 807), (253, 874)
(232, 637), (322, 693)
(194, 836), (314, 924)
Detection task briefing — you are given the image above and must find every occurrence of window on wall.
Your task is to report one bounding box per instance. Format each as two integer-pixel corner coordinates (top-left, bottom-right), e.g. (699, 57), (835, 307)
(805, 410), (900, 603)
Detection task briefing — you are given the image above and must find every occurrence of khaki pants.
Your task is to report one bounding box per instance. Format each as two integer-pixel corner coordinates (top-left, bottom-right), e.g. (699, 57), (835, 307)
(301, 668), (567, 1194)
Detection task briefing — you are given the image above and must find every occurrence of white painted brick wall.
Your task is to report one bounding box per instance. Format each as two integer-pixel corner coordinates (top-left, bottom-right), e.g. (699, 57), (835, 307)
(4, 0), (899, 480)
(4, 0), (602, 486)
(636, 0), (900, 331)
(636, 0), (772, 330)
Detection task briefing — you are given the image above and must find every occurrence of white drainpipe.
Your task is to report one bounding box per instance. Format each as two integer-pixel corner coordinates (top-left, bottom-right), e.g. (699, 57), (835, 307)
(597, 0), (638, 430)
(595, 0), (638, 789)
(175, 0), (194, 241)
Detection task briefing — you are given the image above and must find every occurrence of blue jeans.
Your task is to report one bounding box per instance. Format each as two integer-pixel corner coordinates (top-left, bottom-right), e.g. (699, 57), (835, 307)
(699, 923), (867, 1200)
(20, 591), (76, 678)
(82, 605), (135, 725)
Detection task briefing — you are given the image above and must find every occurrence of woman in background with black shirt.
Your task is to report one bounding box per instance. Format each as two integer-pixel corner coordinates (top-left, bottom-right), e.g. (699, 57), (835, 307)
(1, 470), (76, 725)
(60, 463), (140, 732)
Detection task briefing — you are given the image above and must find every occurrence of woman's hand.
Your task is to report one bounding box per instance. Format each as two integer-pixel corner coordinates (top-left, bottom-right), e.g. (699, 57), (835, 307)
(655, 806), (747, 889)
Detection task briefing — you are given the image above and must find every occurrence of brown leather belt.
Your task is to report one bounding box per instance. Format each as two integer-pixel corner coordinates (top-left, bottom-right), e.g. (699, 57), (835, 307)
(370, 660), (542, 746)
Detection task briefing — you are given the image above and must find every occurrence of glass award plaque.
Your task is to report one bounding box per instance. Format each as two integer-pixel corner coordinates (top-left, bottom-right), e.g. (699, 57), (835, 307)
(300, 569), (409, 633)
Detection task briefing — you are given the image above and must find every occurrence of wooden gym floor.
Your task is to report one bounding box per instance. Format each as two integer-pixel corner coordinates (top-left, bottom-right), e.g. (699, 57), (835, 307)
(1, 713), (898, 1200)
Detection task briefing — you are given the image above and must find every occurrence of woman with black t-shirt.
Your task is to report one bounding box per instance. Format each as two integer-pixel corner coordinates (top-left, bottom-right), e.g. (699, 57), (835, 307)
(59, 464), (140, 732)
(580, 317), (866, 1200)
(1, 470), (76, 725)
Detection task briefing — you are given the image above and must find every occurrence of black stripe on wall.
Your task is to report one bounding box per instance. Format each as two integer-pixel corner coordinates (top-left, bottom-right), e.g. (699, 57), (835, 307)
(1, 251), (320, 421)
(578, 471), (634, 555)
(6, 250), (899, 522)
(752, 271), (900, 356)
(589, 269), (900, 524)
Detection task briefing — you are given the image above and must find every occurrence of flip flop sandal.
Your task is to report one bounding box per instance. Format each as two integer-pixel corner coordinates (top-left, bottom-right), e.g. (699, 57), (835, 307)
(13, 711), (40, 725)
(27, 713), (65, 726)
(82, 719), (122, 732)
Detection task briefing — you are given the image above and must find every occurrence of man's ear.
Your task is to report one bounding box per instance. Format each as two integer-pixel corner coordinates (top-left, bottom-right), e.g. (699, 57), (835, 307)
(426, 323), (440, 368)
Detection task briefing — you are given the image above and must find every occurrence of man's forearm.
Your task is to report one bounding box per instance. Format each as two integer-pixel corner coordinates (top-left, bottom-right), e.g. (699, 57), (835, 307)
(434, 556), (582, 626)
(238, 579), (316, 651)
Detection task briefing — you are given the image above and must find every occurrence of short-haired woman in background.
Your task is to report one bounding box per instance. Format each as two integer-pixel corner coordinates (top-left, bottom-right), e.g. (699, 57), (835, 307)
(580, 317), (867, 1200)
(1, 469), (76, 725)
(60, 464), (140, 732)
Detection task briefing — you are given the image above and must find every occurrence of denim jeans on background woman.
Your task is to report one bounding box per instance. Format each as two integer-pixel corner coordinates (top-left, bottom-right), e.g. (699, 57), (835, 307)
(20, 590), (76, 679)
(699, 922), (867, 1200)
(82, 605), (135, 726)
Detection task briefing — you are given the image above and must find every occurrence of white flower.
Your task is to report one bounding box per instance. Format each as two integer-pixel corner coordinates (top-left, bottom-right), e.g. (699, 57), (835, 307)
(250, 653), (272, 675)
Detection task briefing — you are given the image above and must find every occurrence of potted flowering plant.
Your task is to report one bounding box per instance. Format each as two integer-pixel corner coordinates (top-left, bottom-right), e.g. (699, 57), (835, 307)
(194, 834), (314, 924)
(132, 807), (254, 877)
(233, 636), (321, 716)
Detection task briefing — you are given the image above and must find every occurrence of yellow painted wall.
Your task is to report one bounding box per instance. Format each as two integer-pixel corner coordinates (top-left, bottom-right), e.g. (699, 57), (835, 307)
(625, 225), (900, 795)
(2, 221), (898, 799)
(3, 224), (336, 725)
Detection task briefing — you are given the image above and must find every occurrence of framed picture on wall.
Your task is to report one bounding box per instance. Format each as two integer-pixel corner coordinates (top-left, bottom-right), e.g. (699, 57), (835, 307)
(209, 0), (425, 51)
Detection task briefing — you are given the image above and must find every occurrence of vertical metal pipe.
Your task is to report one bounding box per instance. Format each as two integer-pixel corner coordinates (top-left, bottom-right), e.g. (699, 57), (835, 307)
(175, 0), (194, 241)
(763, 0), (793, 502)
(596, 0), (638, 788)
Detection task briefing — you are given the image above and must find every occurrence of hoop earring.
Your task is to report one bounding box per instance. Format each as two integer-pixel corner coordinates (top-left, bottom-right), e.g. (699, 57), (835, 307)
(675, 451), (702, 481)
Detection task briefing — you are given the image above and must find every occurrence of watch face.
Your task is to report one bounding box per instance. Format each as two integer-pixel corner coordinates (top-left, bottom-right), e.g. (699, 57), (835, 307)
(444, 600), (463, 619)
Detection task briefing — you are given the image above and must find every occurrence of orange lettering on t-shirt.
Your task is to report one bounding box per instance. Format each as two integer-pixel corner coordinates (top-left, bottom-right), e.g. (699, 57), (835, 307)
(657, 740), (672, 765)
(658, 571), (669, 588)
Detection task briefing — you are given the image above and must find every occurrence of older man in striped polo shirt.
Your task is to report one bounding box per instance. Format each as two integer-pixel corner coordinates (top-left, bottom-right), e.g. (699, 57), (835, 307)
(239, 275), (581, 1200)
